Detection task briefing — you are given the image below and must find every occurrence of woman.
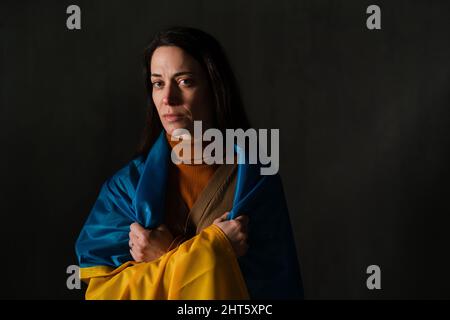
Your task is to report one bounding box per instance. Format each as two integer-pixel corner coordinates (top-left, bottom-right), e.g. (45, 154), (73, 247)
(75, 26), (303, 299)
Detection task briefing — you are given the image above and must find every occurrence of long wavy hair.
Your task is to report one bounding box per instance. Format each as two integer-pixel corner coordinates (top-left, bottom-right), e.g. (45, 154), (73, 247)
(136, 26), (251, 157)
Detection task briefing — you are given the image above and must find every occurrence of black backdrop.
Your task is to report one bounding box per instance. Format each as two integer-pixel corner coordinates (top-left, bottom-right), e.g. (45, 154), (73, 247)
(1, 0), (449, 299)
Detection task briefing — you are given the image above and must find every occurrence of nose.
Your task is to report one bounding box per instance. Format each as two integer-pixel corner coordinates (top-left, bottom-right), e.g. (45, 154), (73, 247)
(162, 82), (180, 106)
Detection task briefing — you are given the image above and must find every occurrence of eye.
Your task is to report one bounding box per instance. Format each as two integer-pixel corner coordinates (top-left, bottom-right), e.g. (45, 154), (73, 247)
(179, 78), (193, 87)
(152, 81), (163, 89)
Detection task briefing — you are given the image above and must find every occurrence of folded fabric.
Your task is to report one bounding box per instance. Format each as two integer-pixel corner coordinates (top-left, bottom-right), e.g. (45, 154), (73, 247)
(75, 131), (303, 299)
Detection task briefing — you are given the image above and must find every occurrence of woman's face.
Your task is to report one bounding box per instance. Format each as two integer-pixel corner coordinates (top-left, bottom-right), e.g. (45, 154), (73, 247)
(150, 46), (214, 136)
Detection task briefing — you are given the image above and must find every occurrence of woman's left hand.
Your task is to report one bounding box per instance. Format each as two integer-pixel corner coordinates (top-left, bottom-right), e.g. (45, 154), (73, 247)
(129, 222), (174, 262)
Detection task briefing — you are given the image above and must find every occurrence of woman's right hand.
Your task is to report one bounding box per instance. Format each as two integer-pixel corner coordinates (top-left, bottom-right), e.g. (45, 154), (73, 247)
(129, 222), (174, 262)
(213, 212), (249, 257)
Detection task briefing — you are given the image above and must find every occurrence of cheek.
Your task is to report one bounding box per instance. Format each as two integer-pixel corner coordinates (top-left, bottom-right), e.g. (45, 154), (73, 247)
(152, 92), (163, 112)
(188, 89), (211, 113)
(195, 91), (213, 120)
(152, 91), (158, 105)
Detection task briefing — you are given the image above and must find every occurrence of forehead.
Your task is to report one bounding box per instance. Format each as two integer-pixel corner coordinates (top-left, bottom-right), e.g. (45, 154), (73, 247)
(150, 46), (201, 74)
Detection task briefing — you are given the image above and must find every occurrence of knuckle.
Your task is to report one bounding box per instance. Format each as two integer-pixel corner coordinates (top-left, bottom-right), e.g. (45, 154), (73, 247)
(134, 242), (144, 250)
(137, 238), (147, 247)
(135, 252), (144, 259)
(134, 243), (145, 251)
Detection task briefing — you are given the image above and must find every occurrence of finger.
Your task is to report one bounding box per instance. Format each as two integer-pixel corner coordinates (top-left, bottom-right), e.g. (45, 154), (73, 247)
(129, 230), (138, 242)
(130, 246), (145, 262)
(221, 211), (230, 220)
(130, 222), (147, 239)
(156, 224), (169, 232)
(129, 223), (140, 238)
(130, 248), (137, 261)
(129, 239), (133, 248)
(236, 232), (247, 242)
(236, 215), (249, 233)
(214, 211), (229, 223)
(235, 215), (249, 225)
(129, 231), (144, 248)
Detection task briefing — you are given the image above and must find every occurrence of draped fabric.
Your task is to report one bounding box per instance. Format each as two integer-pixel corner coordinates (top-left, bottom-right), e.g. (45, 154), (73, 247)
(75, 131), (303, 299)
(81, 225), (249, 299)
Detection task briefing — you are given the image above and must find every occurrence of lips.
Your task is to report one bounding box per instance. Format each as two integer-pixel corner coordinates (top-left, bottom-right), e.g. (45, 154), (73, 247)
(163, 114), (184, 122)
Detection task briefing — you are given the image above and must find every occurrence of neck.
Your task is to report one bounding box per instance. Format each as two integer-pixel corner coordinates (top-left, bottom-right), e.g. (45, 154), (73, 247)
(165, 131), (214, 165)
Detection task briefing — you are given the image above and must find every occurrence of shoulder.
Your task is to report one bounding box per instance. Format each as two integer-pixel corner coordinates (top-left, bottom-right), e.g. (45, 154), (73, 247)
(103, 155), (147, 196)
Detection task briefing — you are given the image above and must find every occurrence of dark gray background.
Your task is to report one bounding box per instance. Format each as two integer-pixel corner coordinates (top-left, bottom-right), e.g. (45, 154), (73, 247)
(1, 0), (449, 299)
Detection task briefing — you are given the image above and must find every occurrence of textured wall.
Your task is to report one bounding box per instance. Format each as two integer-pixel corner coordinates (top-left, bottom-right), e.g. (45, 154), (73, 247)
(1, 0), (449, 299)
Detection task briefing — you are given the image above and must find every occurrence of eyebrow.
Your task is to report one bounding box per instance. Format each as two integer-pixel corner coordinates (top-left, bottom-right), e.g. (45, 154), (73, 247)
(150, 71), (195, 78)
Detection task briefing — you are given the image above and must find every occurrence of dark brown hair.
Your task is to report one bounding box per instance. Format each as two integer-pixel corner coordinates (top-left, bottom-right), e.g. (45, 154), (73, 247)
(136, 26), (251, 157)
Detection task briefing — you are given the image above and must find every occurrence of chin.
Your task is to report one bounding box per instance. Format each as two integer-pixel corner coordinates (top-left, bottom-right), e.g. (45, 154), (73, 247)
(165, 122), (192, 136)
